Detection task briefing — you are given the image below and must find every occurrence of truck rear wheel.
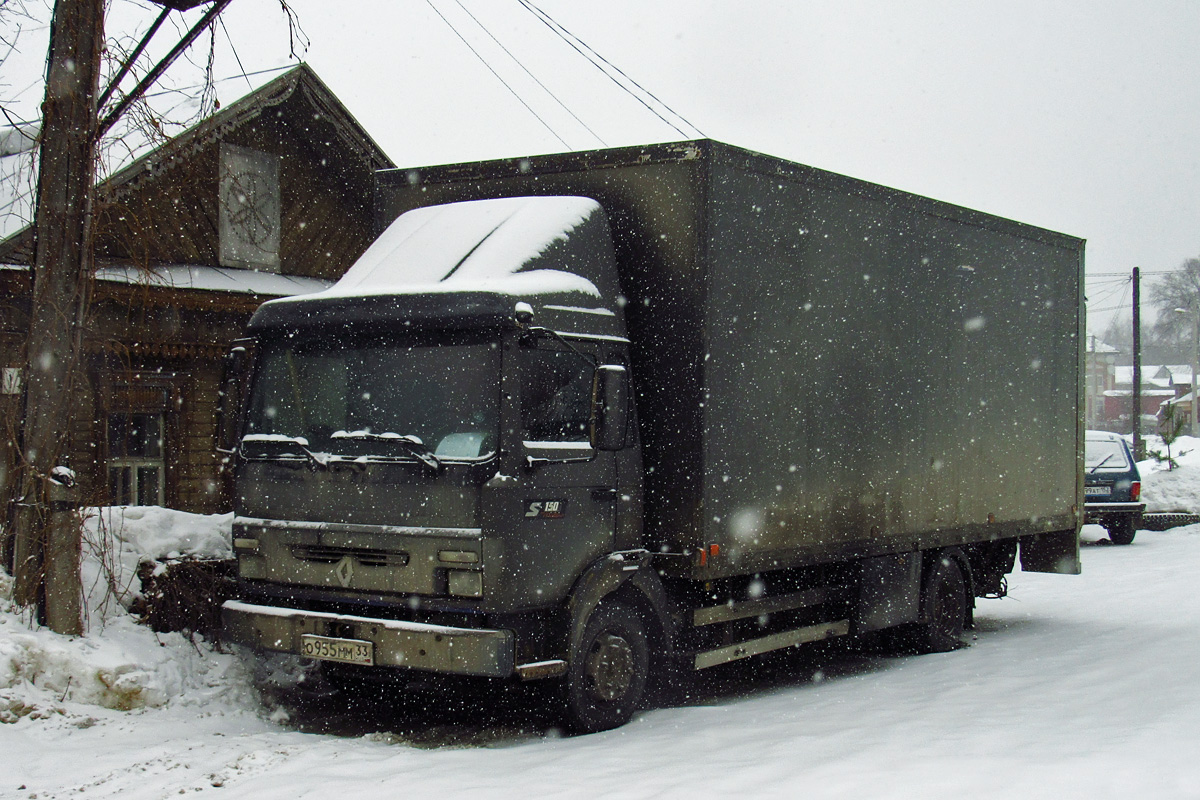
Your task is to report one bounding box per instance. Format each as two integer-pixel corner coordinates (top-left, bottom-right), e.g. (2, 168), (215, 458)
(563, 602), (649, 734)
(921, 555), (967, 651)
(1108, 517), (1137, 546)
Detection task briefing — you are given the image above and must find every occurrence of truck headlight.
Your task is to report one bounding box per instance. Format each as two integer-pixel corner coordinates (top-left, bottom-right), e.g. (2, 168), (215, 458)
(448, 570), (483, 598)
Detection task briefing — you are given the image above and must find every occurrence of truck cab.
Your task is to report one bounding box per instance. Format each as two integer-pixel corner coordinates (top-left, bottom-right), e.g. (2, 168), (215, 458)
(222, 196), (655, 731)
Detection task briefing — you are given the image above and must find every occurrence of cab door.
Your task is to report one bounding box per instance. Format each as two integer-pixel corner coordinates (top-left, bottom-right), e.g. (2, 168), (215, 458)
(506, 342), (617, 608)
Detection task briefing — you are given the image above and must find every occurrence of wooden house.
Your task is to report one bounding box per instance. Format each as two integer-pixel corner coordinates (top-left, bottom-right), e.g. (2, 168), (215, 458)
(0, 64), (393, 514)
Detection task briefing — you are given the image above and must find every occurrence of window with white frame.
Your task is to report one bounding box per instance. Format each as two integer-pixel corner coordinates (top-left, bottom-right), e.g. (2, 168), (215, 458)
(107, 412), (165, 506)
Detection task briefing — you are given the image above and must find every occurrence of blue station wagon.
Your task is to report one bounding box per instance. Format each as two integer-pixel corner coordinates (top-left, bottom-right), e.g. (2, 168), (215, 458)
(1083, 430), (1144, 545)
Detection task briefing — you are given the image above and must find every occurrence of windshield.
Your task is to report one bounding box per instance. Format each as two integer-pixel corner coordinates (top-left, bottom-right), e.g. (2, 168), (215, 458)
(1084, 439), (1132, 471)
(244, 333), (500, 461)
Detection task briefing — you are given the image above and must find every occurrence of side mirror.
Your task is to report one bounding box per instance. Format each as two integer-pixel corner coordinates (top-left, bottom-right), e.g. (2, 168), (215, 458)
(590, 365), (629, 451)
(216, 338), (256, 460)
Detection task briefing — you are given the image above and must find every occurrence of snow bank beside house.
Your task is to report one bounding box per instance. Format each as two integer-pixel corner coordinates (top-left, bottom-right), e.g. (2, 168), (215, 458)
(79, 506), (232, 618)
(0, 507), (248, 722)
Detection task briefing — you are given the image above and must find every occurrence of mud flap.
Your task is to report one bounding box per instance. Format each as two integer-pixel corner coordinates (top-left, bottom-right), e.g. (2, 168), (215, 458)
(1019, 529), (1081, 575)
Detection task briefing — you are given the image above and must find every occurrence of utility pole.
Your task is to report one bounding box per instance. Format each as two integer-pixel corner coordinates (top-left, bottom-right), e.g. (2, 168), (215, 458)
(1132, 267), (1143, 460)
(12, 0), (232, 633)
(11, 0), (105, 634)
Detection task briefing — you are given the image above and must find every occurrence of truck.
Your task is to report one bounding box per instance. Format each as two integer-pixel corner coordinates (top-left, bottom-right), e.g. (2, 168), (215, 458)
(221, 140), (1083, 733)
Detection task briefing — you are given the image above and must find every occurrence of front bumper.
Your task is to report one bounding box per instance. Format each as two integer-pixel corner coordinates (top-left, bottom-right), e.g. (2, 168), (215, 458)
(222, 600), (515, 678)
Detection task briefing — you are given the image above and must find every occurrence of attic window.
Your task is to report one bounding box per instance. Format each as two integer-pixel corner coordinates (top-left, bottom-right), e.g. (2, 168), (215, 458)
(218, 143), (281, 272)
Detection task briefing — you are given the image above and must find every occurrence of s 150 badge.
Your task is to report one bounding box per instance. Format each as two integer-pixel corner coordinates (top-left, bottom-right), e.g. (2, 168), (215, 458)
(525, 499), (568, 519)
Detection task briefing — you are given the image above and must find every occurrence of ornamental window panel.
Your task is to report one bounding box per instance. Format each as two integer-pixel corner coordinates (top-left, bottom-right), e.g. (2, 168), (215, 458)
(218, 143), (281, 272)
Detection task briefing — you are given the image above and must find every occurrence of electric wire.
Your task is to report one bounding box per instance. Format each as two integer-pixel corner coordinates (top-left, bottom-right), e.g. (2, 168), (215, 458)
(1087, 279), (1132, 307)
(516, 0), (703, 140)
(451, 0), (606, 147)
(219, 17), (254, 92)
(426, 0), (570, 149)
(1088, 282), (1132, 315)
(139, 66), (293, 99)
(1090, 270), (1181, 277)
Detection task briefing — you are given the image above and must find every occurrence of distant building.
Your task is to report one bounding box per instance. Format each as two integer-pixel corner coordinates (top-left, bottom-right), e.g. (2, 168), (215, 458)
(1085, 337), (1119, 428)
(1105, 364), (1189, 433)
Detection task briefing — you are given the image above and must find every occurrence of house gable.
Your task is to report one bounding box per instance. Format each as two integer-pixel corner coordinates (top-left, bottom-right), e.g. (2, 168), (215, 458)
(0, 64), (393, 280)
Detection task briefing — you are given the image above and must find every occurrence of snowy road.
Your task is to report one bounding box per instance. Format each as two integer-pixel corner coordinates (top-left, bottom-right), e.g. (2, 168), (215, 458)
(4, 524), (1199, 799)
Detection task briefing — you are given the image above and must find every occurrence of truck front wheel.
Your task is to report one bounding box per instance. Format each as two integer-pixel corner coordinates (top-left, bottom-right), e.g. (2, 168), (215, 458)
(563, 602), (649, 734)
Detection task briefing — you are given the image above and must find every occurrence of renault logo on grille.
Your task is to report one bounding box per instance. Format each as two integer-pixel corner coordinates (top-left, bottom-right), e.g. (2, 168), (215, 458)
(334, 556), (354, 588)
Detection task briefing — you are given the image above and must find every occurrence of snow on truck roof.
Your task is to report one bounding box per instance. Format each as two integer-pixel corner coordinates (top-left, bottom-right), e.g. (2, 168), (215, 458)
(283, 196), (608, 303)
(249, 195), (626, 335)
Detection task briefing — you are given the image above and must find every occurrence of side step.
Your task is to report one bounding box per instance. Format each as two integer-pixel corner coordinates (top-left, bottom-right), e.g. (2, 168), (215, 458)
(693, 619), (850, 670)
(693, 587), (829, 627)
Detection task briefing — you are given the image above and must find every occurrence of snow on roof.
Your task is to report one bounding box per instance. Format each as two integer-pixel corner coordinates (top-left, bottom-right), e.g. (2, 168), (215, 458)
(304, 196), (607, 302)
(1164, 365), (1195, 383)
(0, 148), (36, 240)
(0, 123), (38, 157)
(2, 263), (330, 297)
(95, 264), (330, 296)
(1104, 388), (1175, 398)
(1114, 365), (1176, 389)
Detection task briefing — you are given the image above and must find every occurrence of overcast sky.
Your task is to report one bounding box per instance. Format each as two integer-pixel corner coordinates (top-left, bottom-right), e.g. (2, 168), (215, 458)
(4, 0), (1198, 336)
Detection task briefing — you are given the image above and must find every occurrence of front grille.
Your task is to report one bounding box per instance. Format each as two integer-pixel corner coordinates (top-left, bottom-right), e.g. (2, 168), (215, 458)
(291, 544), (409, 568)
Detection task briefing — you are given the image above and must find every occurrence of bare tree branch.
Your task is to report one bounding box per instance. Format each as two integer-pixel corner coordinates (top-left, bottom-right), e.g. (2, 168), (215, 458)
(1149, 256), (1200, 340)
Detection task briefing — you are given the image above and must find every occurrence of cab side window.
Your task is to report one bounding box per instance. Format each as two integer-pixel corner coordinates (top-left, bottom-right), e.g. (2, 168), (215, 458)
(519, 349), (593, 442)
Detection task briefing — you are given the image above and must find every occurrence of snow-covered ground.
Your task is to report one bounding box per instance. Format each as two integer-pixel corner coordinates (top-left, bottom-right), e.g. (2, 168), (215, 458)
(3, 460), (1200, 799)
(1138, 434), (1200, 513)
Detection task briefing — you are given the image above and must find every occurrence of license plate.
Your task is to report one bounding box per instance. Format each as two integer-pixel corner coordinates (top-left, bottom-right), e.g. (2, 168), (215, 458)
(300, 634), (374, 666)
(1085, 486), (1111, 497)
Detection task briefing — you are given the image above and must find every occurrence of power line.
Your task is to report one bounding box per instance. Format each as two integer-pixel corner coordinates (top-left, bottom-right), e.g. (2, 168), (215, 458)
(452, 0), (606, 147)
(516, 0), (703, 140)
(218, 17), (254, 93)
(426, 0), (570, 149)
(140, 66), (293, 99)
(1090, 270), (1180, 277)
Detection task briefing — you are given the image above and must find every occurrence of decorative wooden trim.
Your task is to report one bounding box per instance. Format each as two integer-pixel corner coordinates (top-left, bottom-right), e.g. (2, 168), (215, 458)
(91, 338), (228, 361)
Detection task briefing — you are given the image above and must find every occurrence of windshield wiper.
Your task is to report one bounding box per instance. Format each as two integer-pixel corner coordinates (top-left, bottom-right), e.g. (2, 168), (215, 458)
(241, 434), (330, 469)
(1087, 454), (1114, 474)
(331, 431), (443, 471)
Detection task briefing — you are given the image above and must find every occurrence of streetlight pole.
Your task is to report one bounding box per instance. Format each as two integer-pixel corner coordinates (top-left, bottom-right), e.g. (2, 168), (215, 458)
(1192, 312), (1198, 437)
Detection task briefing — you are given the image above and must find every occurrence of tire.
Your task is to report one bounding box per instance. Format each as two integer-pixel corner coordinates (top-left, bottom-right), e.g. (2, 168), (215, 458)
(1108, 516), (1137, 546)
(563, 602), (650, 734)
(911, 554), (968, 653)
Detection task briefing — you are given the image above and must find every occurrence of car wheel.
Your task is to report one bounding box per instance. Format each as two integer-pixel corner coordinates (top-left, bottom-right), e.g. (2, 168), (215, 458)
(1108, 517), (1137, 546)
(563, 602), (649, 734)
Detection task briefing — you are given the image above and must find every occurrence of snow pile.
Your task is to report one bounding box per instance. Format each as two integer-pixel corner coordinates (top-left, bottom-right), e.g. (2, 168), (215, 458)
(80, 506), (232, 617)
(0, 507), (251, 722)
(1136, 434), (1200, 512)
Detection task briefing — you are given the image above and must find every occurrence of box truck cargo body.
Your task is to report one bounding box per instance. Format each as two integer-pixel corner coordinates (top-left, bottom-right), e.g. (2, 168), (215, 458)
(222, 140), (1082, 732)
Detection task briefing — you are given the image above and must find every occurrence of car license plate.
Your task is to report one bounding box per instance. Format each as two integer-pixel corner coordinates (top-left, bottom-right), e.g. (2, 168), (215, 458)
(300, 634), (374, 666)
(1085, 486), (1111, 497)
